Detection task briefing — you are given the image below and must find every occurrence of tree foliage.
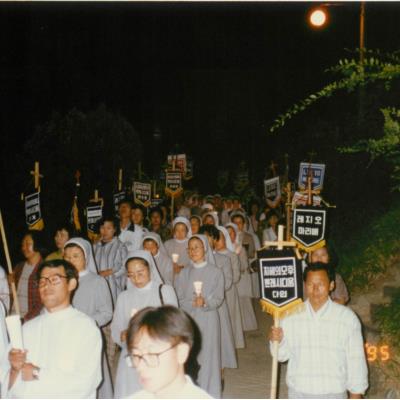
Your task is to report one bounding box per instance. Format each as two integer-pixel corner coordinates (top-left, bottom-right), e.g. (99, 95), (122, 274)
(23, 104), (142, 228)
(270, 50), (400, 132)
(269, 49), (400, 189)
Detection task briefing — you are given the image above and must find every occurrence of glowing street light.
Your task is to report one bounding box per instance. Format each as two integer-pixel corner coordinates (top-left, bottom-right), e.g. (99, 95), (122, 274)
(309, 8), (327, 27)
(307, 3), (365, 64)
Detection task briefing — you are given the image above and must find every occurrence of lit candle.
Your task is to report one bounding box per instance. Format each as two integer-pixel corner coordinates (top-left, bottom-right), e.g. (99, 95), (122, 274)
(5, 315), (24, 350)
(193, 281), (203, 296)
(172, 253), (179, 263)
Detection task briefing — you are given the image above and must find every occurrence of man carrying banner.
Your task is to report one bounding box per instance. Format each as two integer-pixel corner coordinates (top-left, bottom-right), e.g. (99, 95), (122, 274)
(269, 262), (368, 399)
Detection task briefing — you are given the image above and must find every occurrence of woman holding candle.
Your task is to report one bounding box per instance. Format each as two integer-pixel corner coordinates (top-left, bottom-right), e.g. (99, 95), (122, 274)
(174, 234), (225, 398)
(164, 217), (192, 277)
(111, 250), (178, 398)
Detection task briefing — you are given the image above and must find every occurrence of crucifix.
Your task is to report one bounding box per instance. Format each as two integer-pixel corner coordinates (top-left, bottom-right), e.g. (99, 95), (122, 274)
(284, 182), (292, 241)
(30, 161), (43, 191)
(300, 175), (321, 206)
(90, 189), (103, 205)
(263, 224), (302, 259)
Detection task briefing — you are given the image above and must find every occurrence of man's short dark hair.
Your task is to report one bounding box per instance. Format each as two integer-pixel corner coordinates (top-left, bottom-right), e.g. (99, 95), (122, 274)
(97, 216), (119, 236)
(127, 306), (195, 351)
(36, 259), (79, 283)
(303, 262), (336, 284)
(118, 199), (133, 208)
(54, 223), (73, 238)
(149, 207), (164, 220)
(199, 224), (220, 241)
(132, 204), (146, 214)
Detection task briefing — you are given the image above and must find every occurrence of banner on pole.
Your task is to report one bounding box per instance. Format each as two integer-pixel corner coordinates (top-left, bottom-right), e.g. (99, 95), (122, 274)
(165, 172), (183, 198)
(25, 192), (44, 230)
(291, 207), (326, 252)
(257, 247), (303, 317)
(298, 162), (325, 191)
(168, 154), (187, 174)
(86, 201), (103, 240)
(264, 177), (281, 202)
(133, 182), (151, 207)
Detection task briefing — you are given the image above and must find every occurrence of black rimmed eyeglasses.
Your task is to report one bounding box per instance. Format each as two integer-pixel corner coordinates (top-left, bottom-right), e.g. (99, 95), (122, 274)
(125, 343), (178, 368)
(36, 274), (68, 288)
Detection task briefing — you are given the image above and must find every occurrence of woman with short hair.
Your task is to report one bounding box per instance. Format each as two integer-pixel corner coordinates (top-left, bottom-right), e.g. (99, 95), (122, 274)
(126, 305), (211, 399)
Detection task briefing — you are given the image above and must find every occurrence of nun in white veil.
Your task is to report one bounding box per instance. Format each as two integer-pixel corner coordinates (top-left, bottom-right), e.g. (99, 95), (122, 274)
(164, 216), (192, 276)
(200, 226), (237, 371)
(142, 232), (174, 285)
(174, 234), (224, 398)
(111, 250), (178, 398)
(216, 226), (245, 349)
(202, 211), (219, 226)
(225, 223), (258, 331)
(230, 211), (261, 298)
(64, 237), (114, 398)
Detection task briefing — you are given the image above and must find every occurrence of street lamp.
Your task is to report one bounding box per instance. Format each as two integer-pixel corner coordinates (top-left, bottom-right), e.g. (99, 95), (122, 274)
(309, 8), (328, 28)
(308, 3), (365, 64)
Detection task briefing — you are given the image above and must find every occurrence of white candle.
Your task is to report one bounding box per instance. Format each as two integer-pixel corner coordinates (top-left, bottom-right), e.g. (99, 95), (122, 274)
(193, 281), (203, 296)
(5, 315), (24, 350)
(172, 253), (179, 263)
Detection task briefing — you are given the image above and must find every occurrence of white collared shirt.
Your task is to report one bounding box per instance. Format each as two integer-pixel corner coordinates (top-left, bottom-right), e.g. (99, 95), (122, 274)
(270, 298), (368, 396)
(3, 306), (102, 398)
(127, 374), (212, 399)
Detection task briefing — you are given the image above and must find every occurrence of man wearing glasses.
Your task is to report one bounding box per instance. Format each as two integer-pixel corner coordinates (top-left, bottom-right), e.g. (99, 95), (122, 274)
(126, 305), (211, 399)
(2, 259), (102, 398)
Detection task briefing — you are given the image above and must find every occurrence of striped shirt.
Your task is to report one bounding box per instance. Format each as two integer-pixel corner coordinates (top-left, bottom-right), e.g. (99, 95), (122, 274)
(270, 298), (368, 396)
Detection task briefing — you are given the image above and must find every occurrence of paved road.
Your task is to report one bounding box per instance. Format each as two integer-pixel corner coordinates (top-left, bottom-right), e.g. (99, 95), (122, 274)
(223, 300), (288, 399)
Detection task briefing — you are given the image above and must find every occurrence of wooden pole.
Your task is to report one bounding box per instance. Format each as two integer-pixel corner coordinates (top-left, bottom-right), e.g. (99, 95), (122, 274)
(138, 162), (142, 180)
(306, 176), (313, 206)
(277, 225), (284, 250)
(94, 190), (99, 202)
(118, 169), (123, 192)
(270, 314), (280, 399)
(269, 160), (278, 177)
(285, 183), (292, 241)
(170, 195), (174, 222)
(30, 161), (43, 191)
(152, 180), (157, 198)
(359, 1), (365, 65)
(0, 210), (20, 316)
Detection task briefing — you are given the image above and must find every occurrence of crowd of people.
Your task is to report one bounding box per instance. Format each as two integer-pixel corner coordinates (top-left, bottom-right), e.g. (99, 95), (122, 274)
(0, 191), (369, 398)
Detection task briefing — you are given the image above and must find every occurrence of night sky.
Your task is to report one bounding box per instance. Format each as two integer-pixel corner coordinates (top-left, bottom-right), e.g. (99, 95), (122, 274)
(1, 1), (400, 237)
(3, 2), (399, 153)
